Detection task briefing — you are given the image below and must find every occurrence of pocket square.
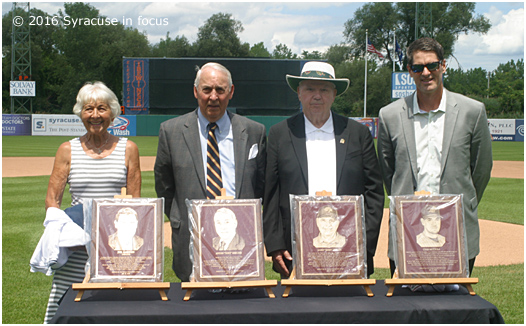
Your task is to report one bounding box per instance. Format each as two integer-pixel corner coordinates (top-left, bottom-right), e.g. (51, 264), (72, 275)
(248, 144), (258, 160)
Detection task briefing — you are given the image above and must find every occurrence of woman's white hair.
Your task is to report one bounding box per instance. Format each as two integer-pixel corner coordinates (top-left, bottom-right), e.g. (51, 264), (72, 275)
(72, 81), (121, 119)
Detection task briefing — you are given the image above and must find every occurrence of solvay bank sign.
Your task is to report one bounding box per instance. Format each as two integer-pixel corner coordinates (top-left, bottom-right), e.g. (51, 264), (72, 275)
(391, 72), (416, 99)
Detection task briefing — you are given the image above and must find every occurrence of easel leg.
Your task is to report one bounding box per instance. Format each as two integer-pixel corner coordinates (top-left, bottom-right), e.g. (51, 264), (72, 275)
(364, 285), (374, 297)
(386, 286), (395, 297)
(282, 286), (292, 298)
(264, 287), (276, 299)
(74, 290), (84, 302)
(183, 289), (193, 301)
(159, 289), (168, 301)
(465, 284), (476, 296)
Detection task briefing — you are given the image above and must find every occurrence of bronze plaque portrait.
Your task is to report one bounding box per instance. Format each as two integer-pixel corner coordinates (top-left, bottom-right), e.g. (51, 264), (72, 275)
(89, 198), (164, 283)
(186, 199), (264, 282)
(291, 195), (366, 279)
(391, 195), (468, 278)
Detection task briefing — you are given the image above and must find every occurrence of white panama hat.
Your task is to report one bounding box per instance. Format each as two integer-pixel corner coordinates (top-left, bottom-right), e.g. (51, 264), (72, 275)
(286, 61), (350, 96)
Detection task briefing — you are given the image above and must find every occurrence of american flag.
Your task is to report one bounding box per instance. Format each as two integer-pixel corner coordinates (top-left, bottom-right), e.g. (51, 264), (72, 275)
(367, 39), (384, 59)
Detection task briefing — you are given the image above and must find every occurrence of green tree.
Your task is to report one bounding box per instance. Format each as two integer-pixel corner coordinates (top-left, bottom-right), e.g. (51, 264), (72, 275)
(444, 67), (488, 97)
(325, 44), (352, 66)
(53, 2), (150, 112)
(490, 59), (524, 116)
(344, 2), (491, 68)
(151, 32), (191, 57)
(249, 42), (271, 57)
(301, 50), (324, 60)
(332, 59), (391, 117)
(3, 7), (64, 113)
(272, 43), (298, 59)
(192, 13), (250, 57)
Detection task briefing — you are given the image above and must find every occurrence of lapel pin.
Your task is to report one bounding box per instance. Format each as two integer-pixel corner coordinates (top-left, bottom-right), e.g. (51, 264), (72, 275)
(340, 138), (345, 144)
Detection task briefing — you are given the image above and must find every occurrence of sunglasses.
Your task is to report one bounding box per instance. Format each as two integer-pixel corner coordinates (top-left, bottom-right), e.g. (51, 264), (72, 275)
(410, 61), (443, 73)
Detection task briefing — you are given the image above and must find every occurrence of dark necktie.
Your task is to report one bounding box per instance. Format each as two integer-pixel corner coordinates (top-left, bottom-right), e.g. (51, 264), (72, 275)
(206, 123), (222, 199)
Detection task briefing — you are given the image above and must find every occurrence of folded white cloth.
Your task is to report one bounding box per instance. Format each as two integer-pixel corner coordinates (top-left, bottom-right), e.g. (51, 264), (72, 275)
(29, 207), (90, 276)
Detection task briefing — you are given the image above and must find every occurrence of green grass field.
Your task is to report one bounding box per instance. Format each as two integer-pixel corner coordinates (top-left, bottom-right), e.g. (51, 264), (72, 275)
(2, 136), (524, 160)
(2, 136), (524, 323)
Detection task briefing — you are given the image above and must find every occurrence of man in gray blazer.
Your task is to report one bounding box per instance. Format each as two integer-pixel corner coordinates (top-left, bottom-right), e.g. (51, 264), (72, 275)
(263, 62), (384, 278)
(154, 62), (266, 282)
(377, 38), (493, 276)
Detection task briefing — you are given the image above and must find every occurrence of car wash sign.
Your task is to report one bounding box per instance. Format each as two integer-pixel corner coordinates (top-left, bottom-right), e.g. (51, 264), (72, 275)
(10, 81), (36, 97)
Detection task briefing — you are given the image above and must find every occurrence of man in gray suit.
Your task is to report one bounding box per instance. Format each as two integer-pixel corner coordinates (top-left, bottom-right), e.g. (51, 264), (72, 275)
(377, 38), (493, 276)
(154, 62), (266, 281)
(263, 61), (384, 278)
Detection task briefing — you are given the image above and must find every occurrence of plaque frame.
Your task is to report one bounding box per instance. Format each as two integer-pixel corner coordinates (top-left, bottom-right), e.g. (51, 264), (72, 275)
(290, 195), (367, 280)
(87, 198), (164, 283)
(390, 194), (469, 279)
(186, 198), (266, 283)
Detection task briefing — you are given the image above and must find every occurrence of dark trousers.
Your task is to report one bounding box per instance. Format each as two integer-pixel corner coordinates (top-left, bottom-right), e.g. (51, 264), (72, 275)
(389, 258), (476, 277)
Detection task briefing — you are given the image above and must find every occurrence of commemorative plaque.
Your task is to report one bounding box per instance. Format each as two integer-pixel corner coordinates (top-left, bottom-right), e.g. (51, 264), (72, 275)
(390, 194), (469, 278)
(89, 198), (164, 283)
(291, 195), (366, 279)
(186, 199), (264, 282)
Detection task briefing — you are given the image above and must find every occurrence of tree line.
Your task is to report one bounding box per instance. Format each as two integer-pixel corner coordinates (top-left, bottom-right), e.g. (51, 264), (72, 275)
(2, 2), (523, 118)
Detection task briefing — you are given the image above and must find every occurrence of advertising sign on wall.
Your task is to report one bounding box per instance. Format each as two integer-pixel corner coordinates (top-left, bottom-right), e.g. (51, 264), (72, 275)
(2, 114), (31, 135)
(488, 119), (519, 141)
(391, 72), (416, 99)
(123, 59), (149, 115)
(107, 116), (137, 136)
(10, 81), (36, 97)
(352, 117), (378, 139)
(31, 115), (137, 136)
(32, 114), (85, 136)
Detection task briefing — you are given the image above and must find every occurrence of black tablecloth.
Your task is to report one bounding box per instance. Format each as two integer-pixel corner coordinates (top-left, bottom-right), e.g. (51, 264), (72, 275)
(50, 281), (504, 323)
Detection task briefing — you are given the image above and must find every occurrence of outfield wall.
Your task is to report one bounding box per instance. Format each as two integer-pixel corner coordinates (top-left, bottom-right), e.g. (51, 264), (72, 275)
(2, 114), (524, 141)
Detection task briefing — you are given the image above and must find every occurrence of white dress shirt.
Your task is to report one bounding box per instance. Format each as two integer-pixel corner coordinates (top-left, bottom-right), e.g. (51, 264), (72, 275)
(413, 91), (447, 194)
(305, 113), (337, 196)
(198, 110), (236, 197)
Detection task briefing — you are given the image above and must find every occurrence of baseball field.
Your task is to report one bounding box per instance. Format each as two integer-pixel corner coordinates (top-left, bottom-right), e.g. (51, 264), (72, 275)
(2, 136), (523, 323)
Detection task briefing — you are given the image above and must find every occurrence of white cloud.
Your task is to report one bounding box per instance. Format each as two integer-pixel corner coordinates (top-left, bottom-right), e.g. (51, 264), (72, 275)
(478, 7), (524, 55)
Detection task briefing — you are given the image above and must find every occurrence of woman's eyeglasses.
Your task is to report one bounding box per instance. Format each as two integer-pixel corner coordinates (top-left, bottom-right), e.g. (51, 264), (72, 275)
(410, 61), (442, 73)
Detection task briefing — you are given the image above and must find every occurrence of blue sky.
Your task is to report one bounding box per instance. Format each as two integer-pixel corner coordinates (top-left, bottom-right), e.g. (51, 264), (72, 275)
(2, 1), (524, 71)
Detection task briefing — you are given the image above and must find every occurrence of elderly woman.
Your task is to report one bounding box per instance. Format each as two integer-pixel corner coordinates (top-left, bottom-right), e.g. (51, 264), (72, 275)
(43, 81), (141, 323)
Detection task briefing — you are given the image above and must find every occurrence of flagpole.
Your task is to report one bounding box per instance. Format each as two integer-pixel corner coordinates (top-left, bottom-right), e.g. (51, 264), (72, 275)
(393, 30), (396, 72)
(364, 29), (367, 118)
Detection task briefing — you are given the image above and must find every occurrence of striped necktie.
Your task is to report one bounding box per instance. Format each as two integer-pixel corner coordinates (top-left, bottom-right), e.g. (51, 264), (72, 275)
(206, 122), (222, 199)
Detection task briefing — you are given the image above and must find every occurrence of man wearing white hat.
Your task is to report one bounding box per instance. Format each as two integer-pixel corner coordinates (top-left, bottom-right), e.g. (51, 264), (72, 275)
(262, 61), (384, 278)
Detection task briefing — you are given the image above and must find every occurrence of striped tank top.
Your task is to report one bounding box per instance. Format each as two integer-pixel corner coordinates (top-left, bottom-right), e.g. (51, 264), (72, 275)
(68, 137), (128, 206)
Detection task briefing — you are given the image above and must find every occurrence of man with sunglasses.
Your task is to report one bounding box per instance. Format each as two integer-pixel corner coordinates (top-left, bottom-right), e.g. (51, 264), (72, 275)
(377, 37), (493, 277)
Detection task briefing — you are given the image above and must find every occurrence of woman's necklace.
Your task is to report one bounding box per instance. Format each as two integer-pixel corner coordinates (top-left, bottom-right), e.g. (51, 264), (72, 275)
(86, 135), (110, 154)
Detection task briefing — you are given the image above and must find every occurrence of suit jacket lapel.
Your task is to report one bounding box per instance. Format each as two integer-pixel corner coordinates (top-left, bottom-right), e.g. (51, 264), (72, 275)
(230, 112), (248, 198)
(402, 96), (419, 180)
(289, 113), (309, 185)
(441, 89), (459, 172)
(333, 113), (349, 186)
(183, 110), (206, 191)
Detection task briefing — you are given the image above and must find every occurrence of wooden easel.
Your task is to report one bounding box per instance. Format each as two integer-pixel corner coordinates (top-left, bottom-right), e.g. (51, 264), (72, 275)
(384, 278), (478, 297)
(73, 188), (171, 302)
(281, 270), (376, 297)
(180, 189), (278, 301)
(281, 190), (376, 298)
(384, 190), (478, 297)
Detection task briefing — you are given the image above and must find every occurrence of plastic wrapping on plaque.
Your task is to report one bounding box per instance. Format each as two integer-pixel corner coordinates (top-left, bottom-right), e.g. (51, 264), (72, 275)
(290, 195), (367, 279)
(87, 198), (164, 283)
(186, 198), (265, 282)
(390, 194), (469, 278)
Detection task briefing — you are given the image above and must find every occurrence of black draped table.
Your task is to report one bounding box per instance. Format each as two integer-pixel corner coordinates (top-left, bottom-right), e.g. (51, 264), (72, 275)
(51, 280), (504, 323)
